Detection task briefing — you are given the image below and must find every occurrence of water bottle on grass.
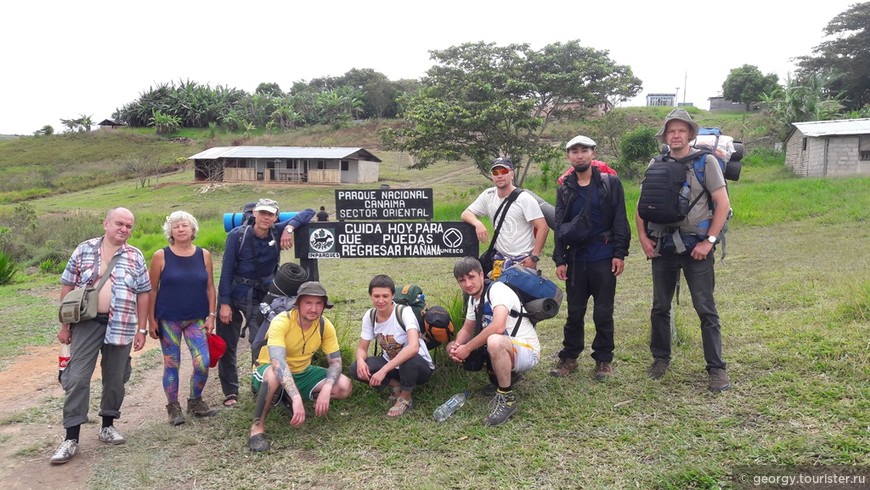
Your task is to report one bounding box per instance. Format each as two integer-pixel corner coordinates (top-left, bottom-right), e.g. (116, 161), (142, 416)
(433, 391), (469, 422)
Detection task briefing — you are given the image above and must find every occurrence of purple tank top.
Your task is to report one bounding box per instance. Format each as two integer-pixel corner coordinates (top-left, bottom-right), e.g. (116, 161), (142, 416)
(154, 246), (209, 321)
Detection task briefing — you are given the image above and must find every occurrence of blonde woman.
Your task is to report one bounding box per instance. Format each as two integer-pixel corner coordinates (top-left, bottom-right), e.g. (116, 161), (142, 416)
(148, 211), (217, 425)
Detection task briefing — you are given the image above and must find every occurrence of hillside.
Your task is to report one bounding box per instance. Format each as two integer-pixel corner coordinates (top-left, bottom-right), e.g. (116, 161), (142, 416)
(0, 108), (771, 205)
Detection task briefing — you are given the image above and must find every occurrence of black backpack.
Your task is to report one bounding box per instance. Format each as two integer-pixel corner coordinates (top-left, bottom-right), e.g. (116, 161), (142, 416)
(637, 156), (695, 225)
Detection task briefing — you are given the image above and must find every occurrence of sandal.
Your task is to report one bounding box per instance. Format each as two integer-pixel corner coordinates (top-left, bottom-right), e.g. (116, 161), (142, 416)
(386, 386), (402, 405)
(387, 398), (412, 418)
(223, 394), (238, 407)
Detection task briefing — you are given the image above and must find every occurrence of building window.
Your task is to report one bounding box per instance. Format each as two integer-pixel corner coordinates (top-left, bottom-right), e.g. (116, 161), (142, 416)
(802, 138), (807, 151)
(860, 136), (870, 161)
(341, 160), (349, 171)
(288, 160), (297, 169)
(317, 160), (325, 170)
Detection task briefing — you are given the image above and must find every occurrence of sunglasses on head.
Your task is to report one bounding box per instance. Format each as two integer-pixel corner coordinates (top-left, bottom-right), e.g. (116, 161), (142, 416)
(491, 167), (511, 176)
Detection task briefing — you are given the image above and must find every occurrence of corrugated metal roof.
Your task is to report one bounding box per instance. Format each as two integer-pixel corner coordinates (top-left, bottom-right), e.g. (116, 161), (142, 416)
(792, 118), (870, 137)
(188, 146), (382, 162)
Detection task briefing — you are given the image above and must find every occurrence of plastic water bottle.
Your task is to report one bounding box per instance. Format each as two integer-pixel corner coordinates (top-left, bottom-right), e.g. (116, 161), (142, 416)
(58, 343), (71, 383)
(433, 391), (469, 422)
(678, 183), (691, 216)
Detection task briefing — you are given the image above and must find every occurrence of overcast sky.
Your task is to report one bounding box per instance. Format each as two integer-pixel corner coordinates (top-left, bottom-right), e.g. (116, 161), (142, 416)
(0, 0), (858, 135)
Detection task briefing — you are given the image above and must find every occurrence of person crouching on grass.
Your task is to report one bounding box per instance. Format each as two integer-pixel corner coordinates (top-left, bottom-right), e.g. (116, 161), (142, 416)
(349, 274), (435, 417)
(248, 281), (352, 452)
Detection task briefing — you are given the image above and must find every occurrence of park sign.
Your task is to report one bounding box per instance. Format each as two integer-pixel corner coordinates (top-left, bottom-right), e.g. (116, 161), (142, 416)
(335, 188), (433, 220)
(296, 221), (479, 259)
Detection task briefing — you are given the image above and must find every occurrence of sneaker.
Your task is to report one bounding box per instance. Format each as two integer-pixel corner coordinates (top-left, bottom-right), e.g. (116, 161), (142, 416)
(648, 358), (670, 380)
(249, 433), (270, 452)
(49, 439), (78, 464)
(187, 397), (218, 417)
(593, 361), (614, 381)
(98, 426), (126, 445)
(480, 373), (524, 397)
(483, 392), (518, 426)
(166, 401), (185, 426)
(549, 357), (578, 378)
(708, 368), (731, 392)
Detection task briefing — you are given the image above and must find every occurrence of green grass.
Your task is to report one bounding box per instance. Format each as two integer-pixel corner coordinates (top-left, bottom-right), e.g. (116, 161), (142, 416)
(2, 139), (869, 488)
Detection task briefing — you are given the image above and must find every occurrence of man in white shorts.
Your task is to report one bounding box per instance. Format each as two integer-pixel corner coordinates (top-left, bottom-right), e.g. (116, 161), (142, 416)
(447, 257), (540, 426)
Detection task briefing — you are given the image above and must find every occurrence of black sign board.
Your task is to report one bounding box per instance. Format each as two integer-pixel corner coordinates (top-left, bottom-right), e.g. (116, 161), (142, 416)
(334, 188), (433, 220)
(296, 221), (478, 259)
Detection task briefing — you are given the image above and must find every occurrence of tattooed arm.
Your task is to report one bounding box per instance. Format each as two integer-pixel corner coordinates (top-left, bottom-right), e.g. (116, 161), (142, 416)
(268, 345), (305, 425)
(314, 351), (343, 417)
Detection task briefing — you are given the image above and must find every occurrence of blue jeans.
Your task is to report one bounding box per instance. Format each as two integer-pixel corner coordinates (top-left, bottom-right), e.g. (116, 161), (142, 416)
(650, 249), (726, 371)
(559, 258), (616, 362)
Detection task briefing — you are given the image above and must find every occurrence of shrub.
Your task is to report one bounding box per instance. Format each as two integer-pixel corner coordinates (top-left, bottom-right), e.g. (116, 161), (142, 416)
(0, 251), (17, 285)
(618, 126), (659, 179)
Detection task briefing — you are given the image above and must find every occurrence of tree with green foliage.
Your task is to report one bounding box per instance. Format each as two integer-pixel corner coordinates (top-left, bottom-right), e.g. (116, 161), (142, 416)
(796, 1), (870, 111)
(380, 40), (641, 185)
(761, 73), (844, 140)
(149, 110), (181, 135)
(722, 65), (780, 111)
(255, 82), (284, 97)
(33, 125), (54, 137)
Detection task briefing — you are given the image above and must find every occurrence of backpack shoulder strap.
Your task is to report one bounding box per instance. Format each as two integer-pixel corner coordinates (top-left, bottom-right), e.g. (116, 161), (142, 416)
(238, 224), (251, 251)
(395, 304), (407, 331)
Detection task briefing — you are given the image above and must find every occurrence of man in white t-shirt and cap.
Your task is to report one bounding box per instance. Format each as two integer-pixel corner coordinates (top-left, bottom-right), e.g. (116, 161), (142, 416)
(462, 157), (548, 278)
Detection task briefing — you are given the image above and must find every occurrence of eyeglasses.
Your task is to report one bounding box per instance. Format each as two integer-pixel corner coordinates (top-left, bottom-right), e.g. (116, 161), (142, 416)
(491, 167), (511, 176)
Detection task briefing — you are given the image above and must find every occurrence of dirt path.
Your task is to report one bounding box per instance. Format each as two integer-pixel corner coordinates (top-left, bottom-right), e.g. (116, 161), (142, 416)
(0, 330), (205, 489)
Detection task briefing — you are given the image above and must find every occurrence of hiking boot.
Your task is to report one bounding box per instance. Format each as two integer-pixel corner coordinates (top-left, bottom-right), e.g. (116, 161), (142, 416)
(166, 401), (185, 426)
(98, 426), (126, 445)
(187, 397), (218, 417)
(648, 358), (670, 380)
(708, 368), (732, 393)
(480, 372), (524, 397)
(483, 392), (518, 426)
(249, 433), (270, 452)
(49, 439), (78, 464)
(549, 357), (578, 378)
(593, 361), (614, 381)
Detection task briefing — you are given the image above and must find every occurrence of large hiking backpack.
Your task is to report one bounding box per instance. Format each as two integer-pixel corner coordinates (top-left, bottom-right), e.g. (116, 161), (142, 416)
(394, 283), (426, 332)
(423, 306), (454, 345)
(496, 265), (563, 326)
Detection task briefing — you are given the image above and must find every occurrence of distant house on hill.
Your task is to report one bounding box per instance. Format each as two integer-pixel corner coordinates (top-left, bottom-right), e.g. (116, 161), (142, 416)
(785, 118), (870, 177)
(708, 96), (759, 112)
(646, 93), (676, 107)
(188, 146), (382, 184)
(97, 119), (124, 129)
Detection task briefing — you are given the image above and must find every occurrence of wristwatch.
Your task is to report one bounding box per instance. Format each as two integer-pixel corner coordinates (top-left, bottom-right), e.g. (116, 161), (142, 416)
(530, 255), (540, 263)
(137, 329), (147, 335)
(706, 235), (718, 244)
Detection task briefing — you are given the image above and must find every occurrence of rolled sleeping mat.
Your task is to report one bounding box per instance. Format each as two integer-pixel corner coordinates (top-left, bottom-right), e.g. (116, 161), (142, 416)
(523, 297), (561, 322)
(522, 190), (556, 231)
(223, 211), (299, 232)
(269, 262), (310, 297)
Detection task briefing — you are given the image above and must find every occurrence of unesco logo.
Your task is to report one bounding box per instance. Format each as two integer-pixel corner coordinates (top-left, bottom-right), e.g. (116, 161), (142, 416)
(443, 228), (463, 248)
(309, 228), (335, 252)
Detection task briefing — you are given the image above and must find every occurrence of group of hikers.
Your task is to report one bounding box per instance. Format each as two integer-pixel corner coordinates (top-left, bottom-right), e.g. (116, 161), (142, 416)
(50, 108), (732, 461)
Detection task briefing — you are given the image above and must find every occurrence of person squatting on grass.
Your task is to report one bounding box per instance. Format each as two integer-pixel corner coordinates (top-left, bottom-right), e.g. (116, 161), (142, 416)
(147, 211), (218, 426)
(51, 207), (152, 465)
(462, 157), (548, 278)
(217, 198), (314, 408)
(550, 135), (631, 381)
(349, 274), (435, 417)
(248, 281), (352, 452)
(446, 257), (541, 426)
(635, 109), (732, 392)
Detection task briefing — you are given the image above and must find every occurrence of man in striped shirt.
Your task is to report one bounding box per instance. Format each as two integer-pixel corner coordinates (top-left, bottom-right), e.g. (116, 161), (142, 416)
(50, 207), (152, 465)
